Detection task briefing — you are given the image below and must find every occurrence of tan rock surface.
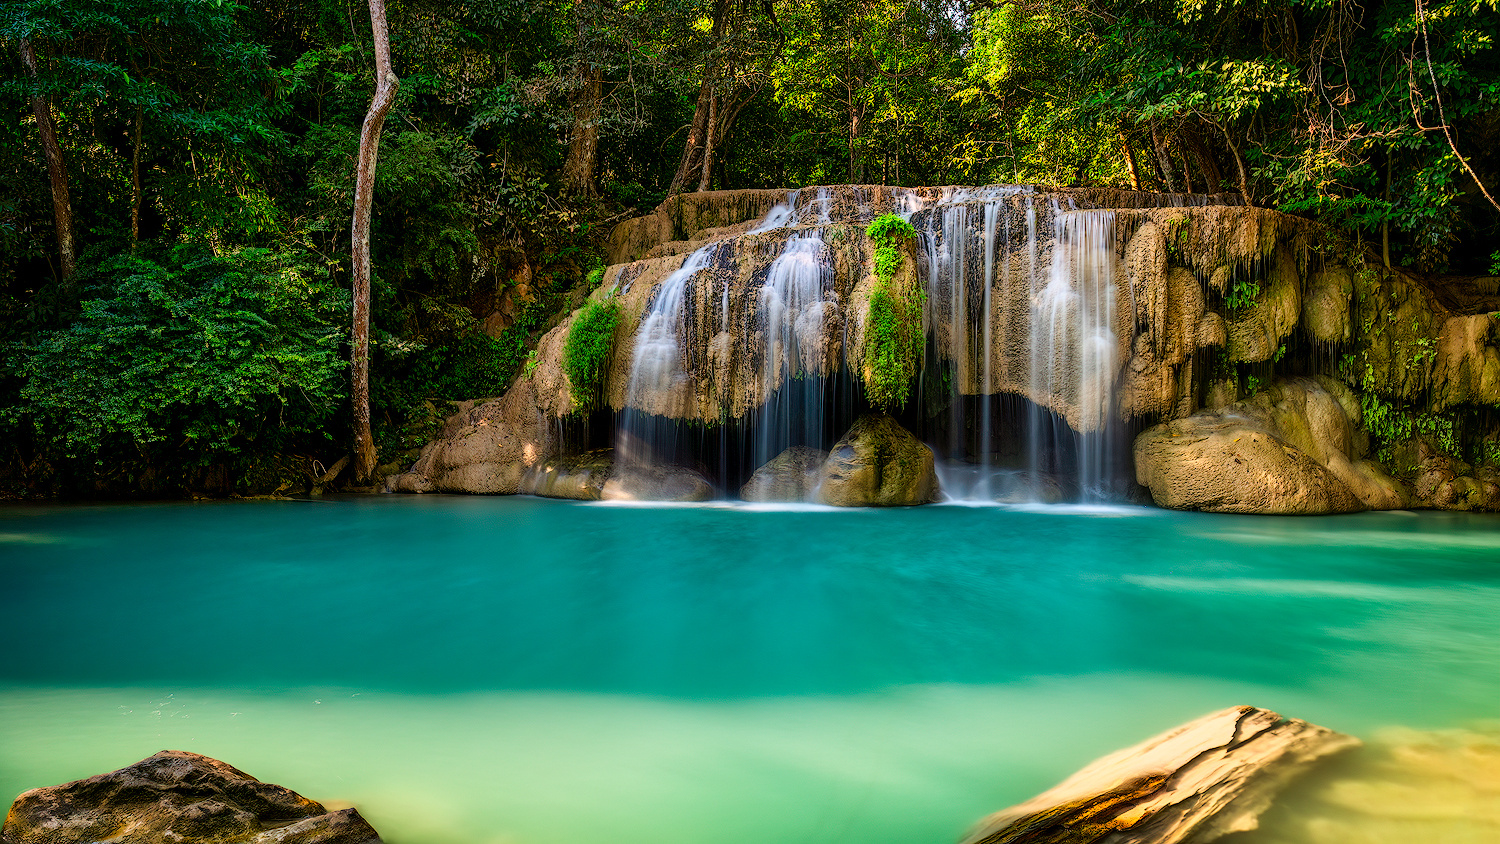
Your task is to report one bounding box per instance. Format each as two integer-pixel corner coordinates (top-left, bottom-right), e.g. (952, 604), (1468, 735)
(961, 706), (1358, 844)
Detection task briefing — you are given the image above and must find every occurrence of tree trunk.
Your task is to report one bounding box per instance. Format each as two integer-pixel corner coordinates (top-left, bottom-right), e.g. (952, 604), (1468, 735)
(668, 0), (729, 196)
(697, 91), (718, 192)
(18, 39), (75, 284)
(669, 76), (714, 196)
(130, 107), (143, 247)
(561, 65), (602, 197)
(351, 0), (399, 484)
(1120, 130), (1141, 190)
(1180, 127), (1223, 195)
(1149, 120), (1177, 192)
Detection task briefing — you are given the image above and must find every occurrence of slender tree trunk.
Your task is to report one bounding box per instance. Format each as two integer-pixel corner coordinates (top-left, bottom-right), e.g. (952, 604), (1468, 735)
(130, 107), (142, 247)
(561, 64), (602, 197)
(18, 39), (75, 283)
(351, 0), (399, 484)
(1217, 123), (1252, 204)
(1149, 120), (1177, 192)
(1120, 130), (1141, 190)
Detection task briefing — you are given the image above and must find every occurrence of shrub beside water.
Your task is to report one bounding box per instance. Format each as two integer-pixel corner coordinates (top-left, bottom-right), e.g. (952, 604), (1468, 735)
(563, 296), (620, 411)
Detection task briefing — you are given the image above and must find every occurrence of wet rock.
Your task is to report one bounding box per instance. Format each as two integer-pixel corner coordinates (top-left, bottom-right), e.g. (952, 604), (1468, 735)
(740, 446), (828, 502)
(1389, 437), (1499, 512)
(816, 415), (937, 506)
(601, 464), (715, 501)
(1226, 245), (1302, 362)
(521, 450), (614, 500)
(0, 750), (380, 844)
(1134, 376), (1407, 514)
(1303, 267), (1353, 343)
(960, 706), (1358, 844)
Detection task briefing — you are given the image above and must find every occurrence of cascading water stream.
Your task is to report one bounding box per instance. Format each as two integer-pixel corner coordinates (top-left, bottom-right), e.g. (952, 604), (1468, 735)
(1026, 209), (1120, 501)
(618, 189), (835, 488)
(753, 230), (834, 468)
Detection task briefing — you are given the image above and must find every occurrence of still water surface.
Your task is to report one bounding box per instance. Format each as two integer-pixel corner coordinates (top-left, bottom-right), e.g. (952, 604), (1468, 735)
(2, 497), (1498, 843)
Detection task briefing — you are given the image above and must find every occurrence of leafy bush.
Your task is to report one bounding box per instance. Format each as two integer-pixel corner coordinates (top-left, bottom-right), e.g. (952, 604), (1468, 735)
(13, 244), (348, 492)
(563, 297), (620, 411)
(863, 214), (923, 412)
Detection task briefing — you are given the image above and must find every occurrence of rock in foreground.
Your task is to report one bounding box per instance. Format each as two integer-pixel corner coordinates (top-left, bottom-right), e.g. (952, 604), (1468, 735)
(816, 415), (937, 506)
(1, 750), (381, 844)
(960, 705), (1358, 844)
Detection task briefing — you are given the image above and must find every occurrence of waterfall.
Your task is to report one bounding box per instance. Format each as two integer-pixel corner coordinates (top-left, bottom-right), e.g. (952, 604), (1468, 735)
(1026, 209), (1120, 501)
(753, 230), (834, 468)
(617, 242), (722, 472)
(612, 184), (1128, 502)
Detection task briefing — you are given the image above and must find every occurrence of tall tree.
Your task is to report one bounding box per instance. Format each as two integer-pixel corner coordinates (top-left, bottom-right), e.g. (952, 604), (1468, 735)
(352, 0), (399, 483)
(15, 38), (74, 283)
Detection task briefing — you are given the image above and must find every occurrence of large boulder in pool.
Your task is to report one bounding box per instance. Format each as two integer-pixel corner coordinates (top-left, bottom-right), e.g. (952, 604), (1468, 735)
(816, 415), (937, 506)
(741, 446), (828, 502)
(0, 750), (381, 844)
(1134, 376), (1407, 514)
(960, 706), (1358, 844)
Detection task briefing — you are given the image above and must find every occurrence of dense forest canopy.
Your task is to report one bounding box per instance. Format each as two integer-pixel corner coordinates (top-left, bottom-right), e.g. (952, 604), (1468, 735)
(1, 0), (1496, 495)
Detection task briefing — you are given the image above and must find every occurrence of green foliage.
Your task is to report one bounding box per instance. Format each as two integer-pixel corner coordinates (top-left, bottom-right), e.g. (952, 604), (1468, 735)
(1225, 276), (1262, 312)
(1359, 391), (1460, 460)
(863, 213), (923, 411)
(12, 245), (347, 491)
(563, 297), (620, 412)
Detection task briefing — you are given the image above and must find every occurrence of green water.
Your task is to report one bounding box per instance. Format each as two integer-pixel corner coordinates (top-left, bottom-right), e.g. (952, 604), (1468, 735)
(2, 497), (1498, 844)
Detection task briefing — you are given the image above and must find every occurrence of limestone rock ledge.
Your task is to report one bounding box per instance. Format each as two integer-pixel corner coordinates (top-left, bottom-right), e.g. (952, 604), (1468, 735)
(1, 750), (381, 844)
(961, 705), (1358, 844)
(1134, 376), (1407, 514)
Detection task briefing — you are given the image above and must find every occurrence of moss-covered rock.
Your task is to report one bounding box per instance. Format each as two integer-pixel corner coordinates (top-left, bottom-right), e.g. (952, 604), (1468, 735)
(816, 414), (937, 506)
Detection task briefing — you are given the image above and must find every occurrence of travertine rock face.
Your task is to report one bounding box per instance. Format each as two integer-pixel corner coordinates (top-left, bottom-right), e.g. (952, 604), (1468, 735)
(740, 446), (828, 502)
(1134, 377), (1407, 514)
(1303, 267), (1353, 343)
(816, 415), (937, 506)
(960, 706), (1358, 844)
(1, 751), (381, 844)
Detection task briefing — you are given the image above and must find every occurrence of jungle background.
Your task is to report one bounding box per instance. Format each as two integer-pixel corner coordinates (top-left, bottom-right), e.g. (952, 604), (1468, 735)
(1, 0), (1496, 496)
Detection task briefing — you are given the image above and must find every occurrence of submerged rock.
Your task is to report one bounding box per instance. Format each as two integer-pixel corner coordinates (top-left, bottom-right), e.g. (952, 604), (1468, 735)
(1134, 376), (1407, 514)
(816, 415), (937, 506)
(0, 750), (381, 844)
(521, 449), (615, 500)
(740, 446), (828, 502)
(960, 705), (1358, 844)
(601, 463), (714, 502)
